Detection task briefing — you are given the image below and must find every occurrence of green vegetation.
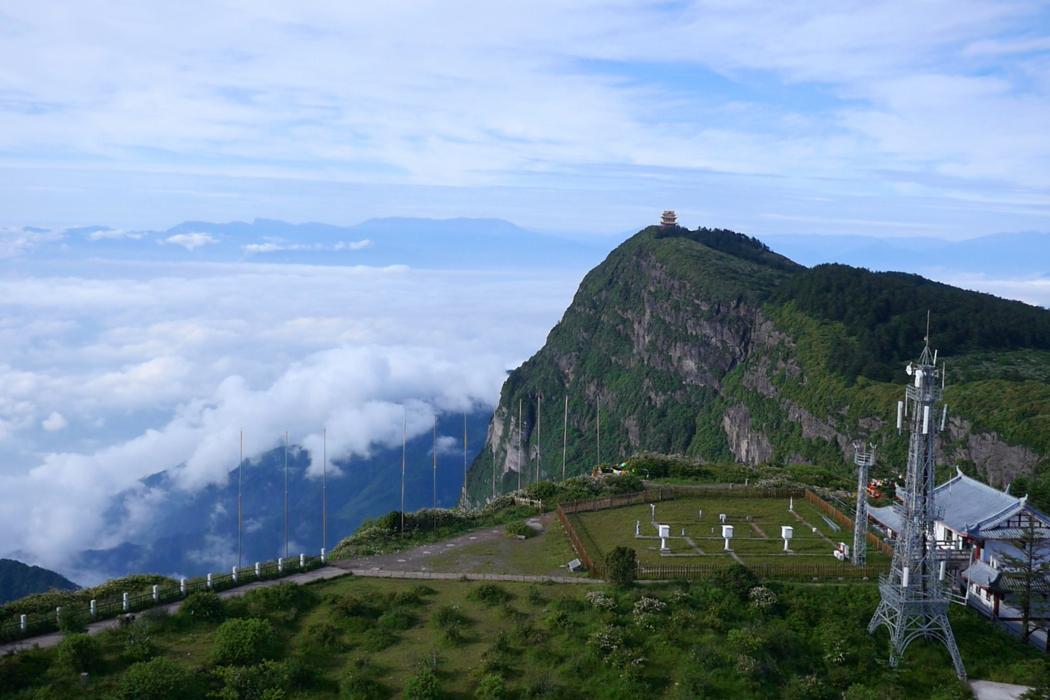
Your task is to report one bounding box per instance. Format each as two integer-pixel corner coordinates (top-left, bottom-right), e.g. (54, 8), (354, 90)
(0, 559), (79, 606)
(4, 570), (1047, 699)
(0, 573), (172, 622)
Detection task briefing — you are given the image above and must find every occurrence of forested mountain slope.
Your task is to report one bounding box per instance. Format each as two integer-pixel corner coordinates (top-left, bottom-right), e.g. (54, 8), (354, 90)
(0, 559), (78, 605)
(465, 225), (1050, 507)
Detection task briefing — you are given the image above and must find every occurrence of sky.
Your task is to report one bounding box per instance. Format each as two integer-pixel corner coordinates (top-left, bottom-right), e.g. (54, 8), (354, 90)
(1, 1), (1050, 575)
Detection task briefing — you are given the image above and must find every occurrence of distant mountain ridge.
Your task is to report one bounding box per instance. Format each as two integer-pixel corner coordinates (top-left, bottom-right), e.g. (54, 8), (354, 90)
(465, 225), (1050, 508)
(20, 217), (610, 270)
(0, 559), (79, 605)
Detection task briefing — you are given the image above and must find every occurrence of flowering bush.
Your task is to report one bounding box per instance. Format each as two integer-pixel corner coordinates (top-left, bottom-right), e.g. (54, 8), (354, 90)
(748, 586), (777, 612)
(588, 625), (625, 658)
(585, 591), (616, 612)
(631, 597), (668, 630)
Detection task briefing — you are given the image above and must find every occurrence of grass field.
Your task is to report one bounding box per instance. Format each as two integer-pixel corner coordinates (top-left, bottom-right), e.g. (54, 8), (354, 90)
(422, 520), (579, 576)
(568, 497), (891, 567)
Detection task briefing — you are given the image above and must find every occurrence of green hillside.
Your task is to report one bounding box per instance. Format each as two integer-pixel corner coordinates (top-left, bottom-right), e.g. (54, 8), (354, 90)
(466, 226), (1050, 506)
(0, 559), (79, 605)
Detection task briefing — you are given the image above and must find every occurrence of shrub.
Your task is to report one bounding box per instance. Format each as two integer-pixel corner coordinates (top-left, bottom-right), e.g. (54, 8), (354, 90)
(605, 546), (637, 587)
(180, 591), (226, 623)
(120, 657), (195, 700)
(475, 673), (507, 700)
(403, 667), (441, 700)
(239, 583), (318, 620)
(0, 647), (51, 693)
(341, 658), (385, 700)
(329, 593), (373, 620)
(122, 633), (158, 663)
(212, 617), (282, 666)
(303, 621), (343, 653)
(431, 604), (466, 629)
(710, 563), (760, 601)
(211, 659), (310, 700)
(378, 608), (415, 631)
(360, 627), (397, 652)
(504, 521), (535, 538)
(58, 607), (88, 635)
(467, 584), (512, 607)
(56, 633), (104, 673)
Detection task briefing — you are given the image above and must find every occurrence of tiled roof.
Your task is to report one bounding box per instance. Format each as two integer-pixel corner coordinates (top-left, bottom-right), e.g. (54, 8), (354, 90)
(867, 470), (1050, 539)
(961, 560), (1003, 589)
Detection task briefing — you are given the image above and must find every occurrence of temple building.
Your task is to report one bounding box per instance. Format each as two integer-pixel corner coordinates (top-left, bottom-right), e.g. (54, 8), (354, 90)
(660, 210), (677, 227)
(869, 469), (1050, 624)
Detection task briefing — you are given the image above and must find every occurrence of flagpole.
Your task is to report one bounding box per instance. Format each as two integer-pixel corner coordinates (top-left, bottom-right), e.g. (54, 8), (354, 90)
(284, 431), (289, 560)
(562, 395), (568, 481)
(322, 427), (327, 554)
(238, 430), (243, 570)
(596, 393), (601, 466)
(433, 417), (437, 532)
(517, 399), (522, 492)
(401, 413), (406, 539)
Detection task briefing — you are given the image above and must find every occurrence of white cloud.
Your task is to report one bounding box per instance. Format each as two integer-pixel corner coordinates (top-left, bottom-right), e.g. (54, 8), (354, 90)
(333, 240), (371, 251)
(41, 412), (68, 432)
(0, 227), (63, 258)
(161, 233), (218, 251)
(88, 229), (142, 241)
(0, 258), (583, 572)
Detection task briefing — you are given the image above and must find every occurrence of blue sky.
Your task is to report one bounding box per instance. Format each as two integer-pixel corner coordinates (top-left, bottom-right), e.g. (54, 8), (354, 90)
(2, 1), (1050, 575)
(1, 1), (1049, 238)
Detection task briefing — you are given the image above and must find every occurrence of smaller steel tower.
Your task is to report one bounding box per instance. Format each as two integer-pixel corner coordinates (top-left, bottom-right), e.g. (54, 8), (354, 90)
(852, 442), (876, 566)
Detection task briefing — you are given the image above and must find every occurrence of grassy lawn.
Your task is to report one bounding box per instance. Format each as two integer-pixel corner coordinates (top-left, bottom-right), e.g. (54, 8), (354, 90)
(569, 497), (890, 567)
(422, 518), (580, 576)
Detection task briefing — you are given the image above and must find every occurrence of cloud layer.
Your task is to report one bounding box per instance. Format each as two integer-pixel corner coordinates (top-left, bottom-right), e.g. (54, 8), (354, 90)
(0, 258), (584, 571)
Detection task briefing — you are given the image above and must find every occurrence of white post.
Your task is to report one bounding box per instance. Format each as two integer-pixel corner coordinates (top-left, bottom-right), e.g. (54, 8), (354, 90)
(650, 504), (656, 521)
(278, 557), (284, 573)
(698, 509), (702, 521)
(232, 566), (238, 584)
(56, 607), (61, 625)
(152, 585), (159, 603)
(255, 562), (261, 579)
(635, 520), (640, 536)
(789, 498), (794, 511)
(180, 578), (187, 596)
(90, 600), (97, 618)
(20, 614), (27, 633)
(207, 574), (213, 590)
(321, 548), (326, 563)
(300, 553), (306, 569)
(122, 593), (130, 612)
(681, 528), (686, 537)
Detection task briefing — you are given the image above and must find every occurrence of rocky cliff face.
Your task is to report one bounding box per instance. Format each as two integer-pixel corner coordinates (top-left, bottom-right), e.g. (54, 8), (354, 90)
(463, 226), (1049, 505)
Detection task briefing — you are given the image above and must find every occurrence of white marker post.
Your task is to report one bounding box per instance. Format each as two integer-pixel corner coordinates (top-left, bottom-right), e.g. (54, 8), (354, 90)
(635, 520), (641, 537)
(650, 504), (656, 521)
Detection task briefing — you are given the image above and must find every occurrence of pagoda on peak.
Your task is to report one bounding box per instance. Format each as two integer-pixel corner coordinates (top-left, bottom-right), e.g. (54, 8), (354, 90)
(660, 210), (677, 228)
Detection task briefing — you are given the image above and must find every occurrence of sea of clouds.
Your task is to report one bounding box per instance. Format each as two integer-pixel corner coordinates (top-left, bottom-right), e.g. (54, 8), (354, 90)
(0, 239), (587, 575)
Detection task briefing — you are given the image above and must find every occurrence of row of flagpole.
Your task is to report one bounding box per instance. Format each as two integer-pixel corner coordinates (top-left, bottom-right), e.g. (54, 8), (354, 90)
(236, 411), (472, 565)
(492, 393), (604, 500)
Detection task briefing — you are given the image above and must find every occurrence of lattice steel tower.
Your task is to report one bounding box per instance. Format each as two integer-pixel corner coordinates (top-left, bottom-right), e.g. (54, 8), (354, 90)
(867, 339), (966, 679)
(852, 442), (876, 566)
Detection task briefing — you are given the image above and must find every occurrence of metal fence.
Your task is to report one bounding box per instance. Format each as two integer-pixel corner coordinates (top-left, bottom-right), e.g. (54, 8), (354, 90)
(556, 485), (889, 581)
(0, 554), (325, 645)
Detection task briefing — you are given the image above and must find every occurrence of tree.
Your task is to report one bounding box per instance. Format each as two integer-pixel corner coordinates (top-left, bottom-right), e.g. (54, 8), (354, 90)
(999, 516), (1050, 644)
(606, 546), (637, 587)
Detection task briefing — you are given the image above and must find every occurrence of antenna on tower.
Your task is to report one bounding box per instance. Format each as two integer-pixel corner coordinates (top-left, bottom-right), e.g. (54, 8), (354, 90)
(238, 430), (243, 570)
(868, 328), (966, 679)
